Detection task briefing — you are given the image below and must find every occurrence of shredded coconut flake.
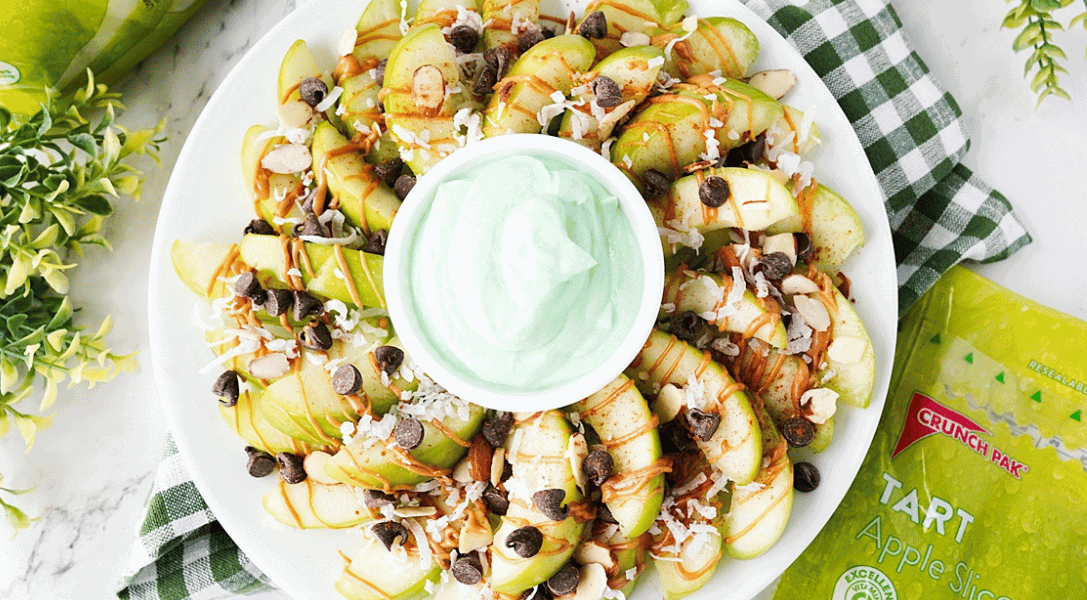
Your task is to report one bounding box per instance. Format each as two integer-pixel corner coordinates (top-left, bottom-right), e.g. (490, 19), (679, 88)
(314, 86), (343, 112)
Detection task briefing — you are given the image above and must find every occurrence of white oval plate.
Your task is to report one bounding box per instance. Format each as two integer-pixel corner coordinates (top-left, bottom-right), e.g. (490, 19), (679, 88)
(147, 1), (897, 599)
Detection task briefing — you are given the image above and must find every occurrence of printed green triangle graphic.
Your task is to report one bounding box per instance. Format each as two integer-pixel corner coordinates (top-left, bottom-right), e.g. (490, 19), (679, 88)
(930, 333), (941, 344)
(996, 372), (1005, 383)
(965, 352), (973, 363)
(1073, 410), (1083, 422)
(1031, 391), (1042, 402)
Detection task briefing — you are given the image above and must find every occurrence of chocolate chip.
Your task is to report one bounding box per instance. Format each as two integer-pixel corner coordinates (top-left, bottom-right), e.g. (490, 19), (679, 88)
(669, 310), (706, 344)
(245, 447), (276, 477)
(300, 320), (333, 351)
(542, 27), (555, 39)
(639, 170), (671, 203)
(213, 370), (240, 407)
(597, 503), (618, 524)
(363, 229), (388, 255)
(331, 364), (363, 395)
(371, 521), (409, 550)
(782, 416), (816, 448)
(362, 488), (394, 508)
(698, 176), (730, 208)
(577, 11), (607, 39)
(685, 408), (721, 442)
(482, 411), (513, 448)
(373, 158), (402, 188)
(505, 526), (543, 558)
(234, 272), (264, 302)
(518, 28), (545, 53)
(374, 59), (387, 86)
(750, 135), (767, 162)
(292, 290), (323, 321)
(450, 25), (480, 54)
(501, 459), (513, 481)
(263, 288), (293, 317)
(483, 46), (510, 76)
(582, 449), (614, 486)
(757, 251), (794, 281)
(473, 65), (498, 96)
(532, 489), (569, 521)
(394, 416), (425, 450)
(591, 76), (623, 108)
(374, 345), (405, 374)
(794, 232), (813, 261)
(244, 219), (276, 235)
(451, 553), (484, 585)
(393, 174), (416, 200)
(529, 586), (553, 600)
(660, 418), (697, 453)
(277, 452), (306, 484)
(793, 461), (820, 492)
(482, 484), (509, 515)
(297, 212), (329, 238)
(299, 77), (329, 108)
(546, 564), (580, 597)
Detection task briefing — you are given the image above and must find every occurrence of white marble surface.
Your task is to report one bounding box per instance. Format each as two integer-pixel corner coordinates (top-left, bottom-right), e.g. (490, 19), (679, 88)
(0, 0), (1084, 599)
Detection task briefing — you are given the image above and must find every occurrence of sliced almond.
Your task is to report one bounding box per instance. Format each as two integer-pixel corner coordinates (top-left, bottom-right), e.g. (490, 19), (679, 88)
(248, 353), (291, 380)
(451, 457), (474, 483)
(412, 65), (446, 117)
(458, 518), (494, 554)
(828, 336), (868, 365)
(261, 144), (311, 174)
(568, 432), (589, 491)
(762, 233), (797, 265)
(573, 540), (618, 574)
(656, 384), (686, 422)
(793, 294), (831, 332)
(277, 99), (314, 130)
(569, 563), (609, 600)
(596, 99), (636, 139)
(303, 451), (338, 485)
(800, 387), (839, 424)
(490, 447), (505, 488)
(748, 69), (797, 100)
(619, 31), (651, 47)
(393, 506), (437, 518)
(781, 274), (820, 295)
(338, 26), (358, 57)
(468, 435), (493, 482)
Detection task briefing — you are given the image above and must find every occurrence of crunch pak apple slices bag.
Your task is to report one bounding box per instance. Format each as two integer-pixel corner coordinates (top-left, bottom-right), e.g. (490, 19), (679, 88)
(773, 266), (1087, 600)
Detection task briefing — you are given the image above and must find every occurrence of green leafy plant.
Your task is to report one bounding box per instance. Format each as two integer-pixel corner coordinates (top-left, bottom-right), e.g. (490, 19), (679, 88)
(0, 70), (163, 530)
(1003, 0), (1087, 106)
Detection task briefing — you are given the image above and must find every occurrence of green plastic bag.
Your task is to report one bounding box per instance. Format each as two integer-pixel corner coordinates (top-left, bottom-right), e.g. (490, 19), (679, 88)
(0, 0), (209, 115)
(774, 266), (1087, 600)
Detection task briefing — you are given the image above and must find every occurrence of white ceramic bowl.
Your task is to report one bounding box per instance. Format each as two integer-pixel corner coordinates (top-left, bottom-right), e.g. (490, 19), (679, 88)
(384, 134), (665, 411)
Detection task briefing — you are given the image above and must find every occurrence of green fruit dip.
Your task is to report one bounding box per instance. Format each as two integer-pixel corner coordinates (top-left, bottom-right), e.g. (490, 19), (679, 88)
(404, 154), (643, 392)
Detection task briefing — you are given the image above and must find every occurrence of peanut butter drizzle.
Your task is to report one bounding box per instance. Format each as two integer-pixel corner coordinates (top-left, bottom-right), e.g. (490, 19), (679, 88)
(428, 418), (471, 447)
(780, 108), (800, 154)
(274, 179), (307, 218)
(290, 369), (342, 446)
(796, 181), (816, 235)
(254, 167), (270, 200)
(662, 265), (688, 306)
(313, 142), (367, 219)
(742, 310), (779, 342)
(700, 20), (743, 78)
(498, 512), (575, 558)
(592, 0), (654, 22)
(240, 391), (274, 452)
(333, 54), (363, 83)
(206, 245), (241, 298)
(340, 562), (395, 600)
(603, 414), (660, 450)
(390, 446), (451, 477)
(367, 352), (402, 395)
(692, 169), (721, 226)
(332, 244), (366, 308)
(355, 19), (402, 46)
(278, 481), (305, 528)
(568, 498), (598, 524)
(584, 378), (636, 418)
(279, 81), (304, 106)
(652, 335), (685, 385)
(601, 455), (672, 503)
(725, 478), (790, 544)
(280, 237), (303, 289)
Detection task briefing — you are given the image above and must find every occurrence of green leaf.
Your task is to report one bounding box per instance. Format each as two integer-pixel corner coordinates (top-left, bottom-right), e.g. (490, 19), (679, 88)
(1039, 43), (1068, 59)
(0, 107), (10, 131)
(1030, 0), (1063, 10)
(1071, 12), (1087, 28)
(1013, 21), (1043, 51)
(66, 133), (97, 156)
(1, 500), (33, 530)
(74, 194), (113, 216)
(35, 104), (52, 137)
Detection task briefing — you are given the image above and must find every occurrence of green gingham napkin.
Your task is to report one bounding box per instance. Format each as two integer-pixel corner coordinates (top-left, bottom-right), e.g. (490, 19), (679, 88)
(117, 0), (1032, 598)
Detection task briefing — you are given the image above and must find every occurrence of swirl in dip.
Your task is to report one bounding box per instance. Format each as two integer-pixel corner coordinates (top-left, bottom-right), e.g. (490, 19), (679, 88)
(405, 154), (643, 392)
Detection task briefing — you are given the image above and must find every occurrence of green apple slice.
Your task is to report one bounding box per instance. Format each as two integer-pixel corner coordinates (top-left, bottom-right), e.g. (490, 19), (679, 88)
(239, 125), (304, 225)
(489, 411), (586, 595)
(766, 183), (865, 270)
(335, 530), (441, 600)
(278, 39), (331, 106)
(579, 0), (688, 60)
(415, 0), (481, 31)
(310, 122), (401, 234)
(653, 531), (724, 600)
(481, 0), (540, 51)
(652, 16), (759, 80)
(220, 388), (316, 457)
(569, 374), (665, 538)
(626, 330), (762, 485)
(238, 233), (385, 309)
(325, 402), (486, 489)
(820, 286), (875, 409)
(653, 166), (799, 236)
(481, 35), (597, 137)
(171, 240), (235, 301)
(382, 24), (469, 174)
(351, 0), (405, 62)
(765, 104), (821, 157)
(338, 70), (384, 139)
(661, 267), (788, 348)
(262, 479), (371, 529)
(557, 45), (665, 149)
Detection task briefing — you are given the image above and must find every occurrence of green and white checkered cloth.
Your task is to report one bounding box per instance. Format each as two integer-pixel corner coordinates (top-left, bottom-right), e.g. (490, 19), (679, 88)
(116, 0), (1031, 598)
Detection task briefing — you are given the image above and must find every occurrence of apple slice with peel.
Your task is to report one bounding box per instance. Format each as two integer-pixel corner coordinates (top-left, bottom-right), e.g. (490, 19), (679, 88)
(278, 39), (331, 106)
(325, 402), (487, 489)
(335, 527), (441, 600)
(415, 0), (481, 31)
(568, 374), (665, 538)
(651, 166), (799, 237)
(820, 284), (875, 409)
(171, 239), (235, 301)
(310, 121), (401, 234)
(578, 0), (688, 60)
(481, 35), (597, 137)
(481, 0), (539, 51)
(626, 330), (762, 486)
(594, 523), (650, 595)
(766, 183), (865, 270)
(489, 411), (586, 595)
(661, 267), (788, 348)
(220, 388), (315, 456)
(765, 105), (821, 156)
(350, 0), (404, 62)
(653, 531), (724, 600)
(652, 16), (760, 80)
(238, 233), (385, 309)
(262, 479), (370, 529)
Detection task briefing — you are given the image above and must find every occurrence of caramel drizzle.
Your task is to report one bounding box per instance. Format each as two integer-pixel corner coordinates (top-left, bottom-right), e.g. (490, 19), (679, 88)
(583, 378), (636, 419)
(206, 244), (241, 298)
(279, 481), (305, 527)
(428, 418), (471, 448)
(339, 558), (395, 600)
(724, 462), (791, 545)
(602, 413), (660, 450)
(698, 19), (743, 78)
(368, 352), (403, 396)
(600, 455), (672, 503)
(332, 244), (367, 307)
(498, 510), (576, 558)
(781, 107), (800, 154)
(354, 18), (402, 48)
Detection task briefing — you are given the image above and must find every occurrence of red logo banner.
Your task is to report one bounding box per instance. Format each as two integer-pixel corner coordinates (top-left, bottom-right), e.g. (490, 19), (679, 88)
(891, 392), (990, 459)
